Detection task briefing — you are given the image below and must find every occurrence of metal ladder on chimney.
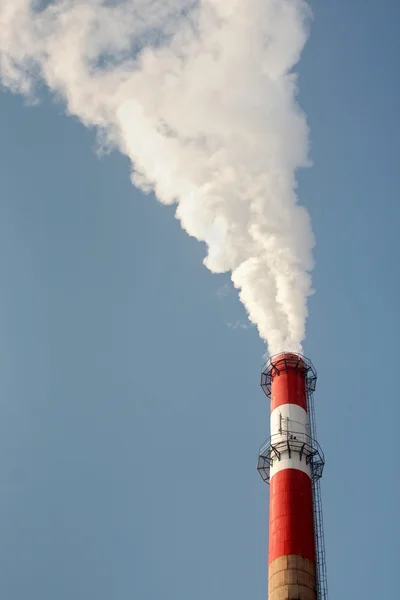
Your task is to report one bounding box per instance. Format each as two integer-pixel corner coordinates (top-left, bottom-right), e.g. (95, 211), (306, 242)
(312, 476), (328, 600)
(307, 388), (328, 600)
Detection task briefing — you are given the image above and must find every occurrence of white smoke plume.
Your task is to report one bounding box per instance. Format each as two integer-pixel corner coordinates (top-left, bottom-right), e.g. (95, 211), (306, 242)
(0, 0), (314, 355)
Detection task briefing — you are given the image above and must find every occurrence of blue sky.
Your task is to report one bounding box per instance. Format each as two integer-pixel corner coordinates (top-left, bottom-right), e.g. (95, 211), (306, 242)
(0, 1), (399, 599)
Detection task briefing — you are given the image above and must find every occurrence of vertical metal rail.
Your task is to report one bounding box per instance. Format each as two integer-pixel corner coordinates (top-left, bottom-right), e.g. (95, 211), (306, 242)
(307, 388), (328, 600)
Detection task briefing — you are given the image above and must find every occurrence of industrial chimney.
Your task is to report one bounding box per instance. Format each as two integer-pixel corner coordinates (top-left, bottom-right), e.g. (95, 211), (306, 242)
(257, 353), (328, 600)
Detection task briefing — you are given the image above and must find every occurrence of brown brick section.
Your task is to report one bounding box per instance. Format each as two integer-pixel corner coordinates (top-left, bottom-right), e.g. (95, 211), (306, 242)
(268, 555), (316, 600)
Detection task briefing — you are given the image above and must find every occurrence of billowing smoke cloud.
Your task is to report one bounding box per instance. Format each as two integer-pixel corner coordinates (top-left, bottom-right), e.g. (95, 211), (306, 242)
(0, 0), (314, 355)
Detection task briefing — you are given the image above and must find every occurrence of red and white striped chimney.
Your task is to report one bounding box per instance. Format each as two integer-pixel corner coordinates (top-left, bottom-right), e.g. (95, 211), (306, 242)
(257, 352), (325, 600)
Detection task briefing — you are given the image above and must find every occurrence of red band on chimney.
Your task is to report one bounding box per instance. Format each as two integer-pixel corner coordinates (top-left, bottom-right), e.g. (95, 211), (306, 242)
(269, 468), (316, 563)
(270, 353), (308, 412)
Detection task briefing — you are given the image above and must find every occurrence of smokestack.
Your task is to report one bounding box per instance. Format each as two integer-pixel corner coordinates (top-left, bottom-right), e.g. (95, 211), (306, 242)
(257, 353), (327, 600)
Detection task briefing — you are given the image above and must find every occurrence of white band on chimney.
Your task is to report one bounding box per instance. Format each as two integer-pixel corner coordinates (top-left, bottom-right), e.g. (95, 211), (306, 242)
(270, 403), (311, 479)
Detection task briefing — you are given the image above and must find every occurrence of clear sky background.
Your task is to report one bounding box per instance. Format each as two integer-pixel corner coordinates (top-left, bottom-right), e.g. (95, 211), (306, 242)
(0, 1), (399, 599)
